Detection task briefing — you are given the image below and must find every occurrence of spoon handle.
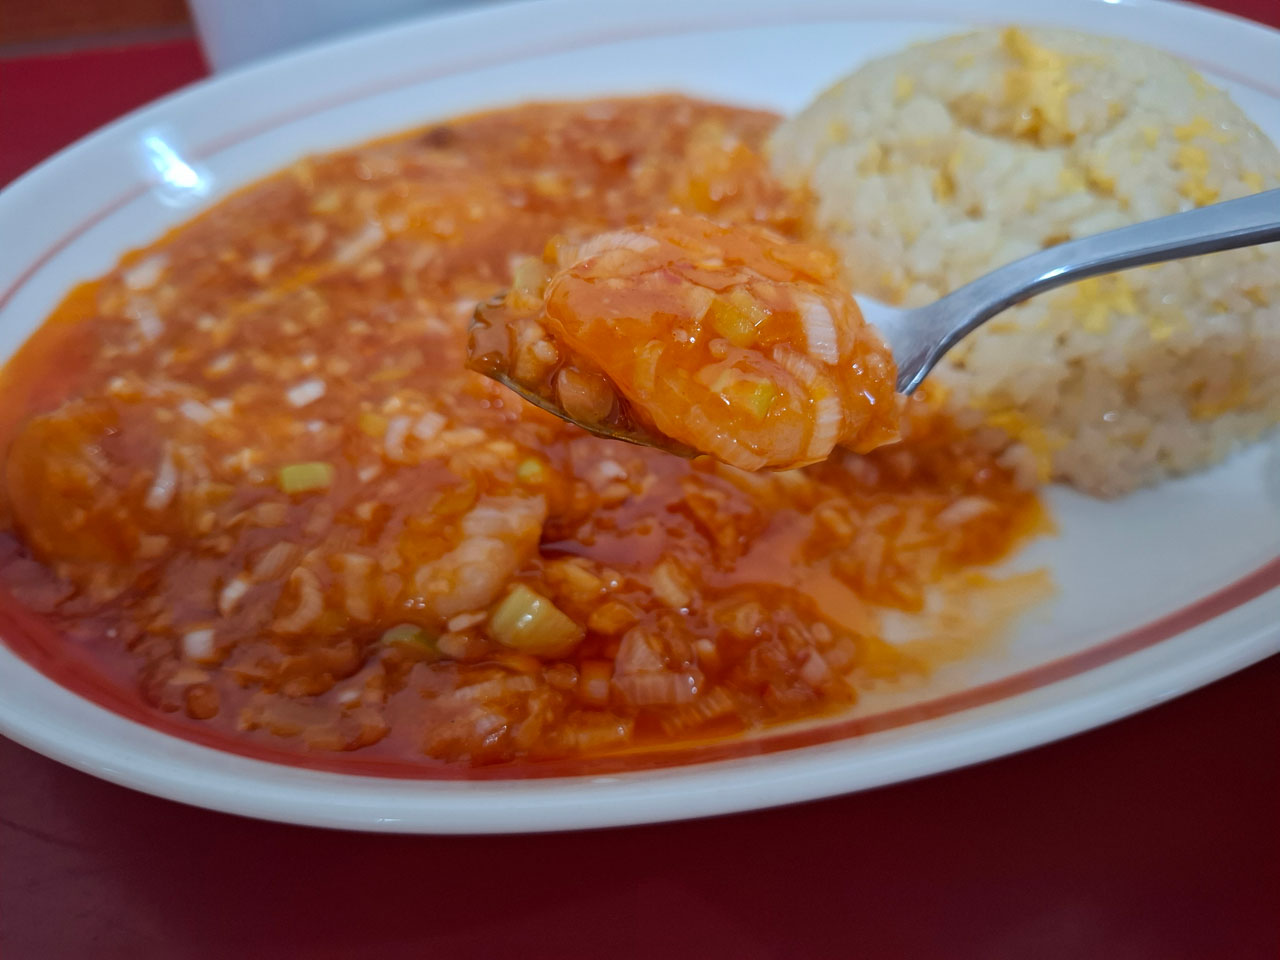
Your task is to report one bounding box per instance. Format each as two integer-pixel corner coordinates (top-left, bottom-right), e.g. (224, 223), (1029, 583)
(897, 188), (1280, 393)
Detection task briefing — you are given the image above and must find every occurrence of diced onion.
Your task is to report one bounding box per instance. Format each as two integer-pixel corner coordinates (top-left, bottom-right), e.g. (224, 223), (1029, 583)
(179, 399), (216, 424)
(774, 347), (843, 459)
(578, 660), (614, 706)
(798, 294), (840, 364)
(614, 628), (666, 674)
(633, 340), (665, 395)
(123, 255), (166, 291)
(272, 567), (324, 633)
(592, 459), (627, 483)
(383, 415), (412, 461)
(936, 496), (996, 527)
(287, 378), (327, 408)
(340, 553), (375, 621)
(614, 671), (698, 706)
(205, 353), (235, 377)
(650, 559), (693, 609)
(446, 611), (487, 632)
(181, 628), (216, 662)
(411, 411), (446, 441)
(132, 305), (164, 342)
(144, 445), (178, 511)
(333, 222), (385, 265)
(572, 231), (660, 262)
(799, 651), (832, 687)
(683, 407), (768, 471)
(217, 576), (249, 616)
(808, 394), (844, 459)
(250, 541), (298, 581)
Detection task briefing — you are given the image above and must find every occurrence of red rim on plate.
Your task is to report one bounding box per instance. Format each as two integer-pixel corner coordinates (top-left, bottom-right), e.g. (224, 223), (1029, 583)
(0, 0), (1276, 820)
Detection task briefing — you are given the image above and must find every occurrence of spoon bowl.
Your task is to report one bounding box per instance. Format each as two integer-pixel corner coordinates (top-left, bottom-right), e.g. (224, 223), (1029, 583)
(872, 188), (1280, 395)
(484, 365), (701, 458)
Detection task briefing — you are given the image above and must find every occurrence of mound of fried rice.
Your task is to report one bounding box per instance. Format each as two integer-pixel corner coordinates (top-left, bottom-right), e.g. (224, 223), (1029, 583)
(770, 26), (1280, 496)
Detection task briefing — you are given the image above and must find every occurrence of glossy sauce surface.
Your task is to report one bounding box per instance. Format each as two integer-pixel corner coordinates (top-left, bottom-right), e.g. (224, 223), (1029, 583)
(0, 97), (1045, 771)
(470, 212), (900, 470)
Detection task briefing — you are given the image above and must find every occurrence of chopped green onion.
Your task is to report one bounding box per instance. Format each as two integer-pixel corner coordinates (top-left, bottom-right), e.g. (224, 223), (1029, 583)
(709, 288), (769, 347)
(710, 369), (775, 419)
(381, 623), (436, 648)
(516, 457), (546, 484)
(746, 381), (777, 419)
(511, 258), (549, 294)
(488, 584), (584, 656)
(508, 258), (551, 309)
(279, 461), (334, 494)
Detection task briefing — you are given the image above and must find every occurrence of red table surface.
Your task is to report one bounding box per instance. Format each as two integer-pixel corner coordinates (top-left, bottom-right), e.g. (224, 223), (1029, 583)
(1, 7), (1278, 958)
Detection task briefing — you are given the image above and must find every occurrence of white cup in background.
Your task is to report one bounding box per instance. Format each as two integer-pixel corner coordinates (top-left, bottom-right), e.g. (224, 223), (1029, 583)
(188, 0), (502, 72)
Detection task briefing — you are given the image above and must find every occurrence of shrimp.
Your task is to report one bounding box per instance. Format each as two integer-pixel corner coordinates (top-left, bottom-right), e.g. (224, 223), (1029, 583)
(5, 399), (155, 566)
(468, 211), (899, 471)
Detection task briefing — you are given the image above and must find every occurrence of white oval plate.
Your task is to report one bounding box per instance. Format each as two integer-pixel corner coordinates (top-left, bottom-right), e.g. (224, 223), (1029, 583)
(0, 0), (1277, 833)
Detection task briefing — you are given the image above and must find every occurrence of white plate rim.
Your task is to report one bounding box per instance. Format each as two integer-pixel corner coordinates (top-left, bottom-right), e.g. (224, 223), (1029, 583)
(0, 0), (1277, 833)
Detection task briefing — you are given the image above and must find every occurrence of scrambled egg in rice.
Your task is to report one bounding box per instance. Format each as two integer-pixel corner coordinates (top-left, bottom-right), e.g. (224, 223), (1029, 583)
(771, 27), (1280, 495)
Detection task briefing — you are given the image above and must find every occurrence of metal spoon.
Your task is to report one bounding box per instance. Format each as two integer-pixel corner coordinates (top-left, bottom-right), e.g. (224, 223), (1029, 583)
(875, 187), (1280, 394)
(480, 366), (703, 457)
(480, 189), (1280, 452)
